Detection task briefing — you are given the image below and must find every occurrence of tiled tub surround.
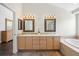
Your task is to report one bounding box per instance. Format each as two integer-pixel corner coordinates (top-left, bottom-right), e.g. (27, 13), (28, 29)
(60, 38), (79, 56)
(17, 33), (60, 50)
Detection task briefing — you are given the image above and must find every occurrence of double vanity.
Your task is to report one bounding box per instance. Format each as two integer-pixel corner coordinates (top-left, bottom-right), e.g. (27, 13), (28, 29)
(17, 16), (59, 51)
(17, 33), (60, 50)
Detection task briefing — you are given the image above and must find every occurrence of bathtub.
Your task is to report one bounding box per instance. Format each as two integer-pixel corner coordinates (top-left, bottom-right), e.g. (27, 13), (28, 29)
(60, 38), (79, 56)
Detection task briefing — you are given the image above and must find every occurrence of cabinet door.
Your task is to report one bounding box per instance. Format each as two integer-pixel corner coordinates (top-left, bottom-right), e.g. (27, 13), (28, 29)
(33, 36), (39, 49)
(7, 30), (12, 41)
(53, 36), (60, 50)
(47, 36), (53, 49)
(17, 36), (26, 49)
(26, 36), (33, 49)
(40, 36), (46, 49)
(1, 31), (7, 42)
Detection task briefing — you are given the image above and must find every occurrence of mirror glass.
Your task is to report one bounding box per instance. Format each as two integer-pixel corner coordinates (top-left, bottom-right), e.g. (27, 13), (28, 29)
(25, 20), (33, 30)
(45, 19), (56, 32)
(18, 19), (22, 30)
(5, 18), (13, 30)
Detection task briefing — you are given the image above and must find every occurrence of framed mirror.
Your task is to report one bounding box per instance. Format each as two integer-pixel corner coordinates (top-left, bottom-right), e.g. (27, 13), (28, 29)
(44, 19), (56, 32)
(23, 19), (34, 32)
(18, 19), (22, 30)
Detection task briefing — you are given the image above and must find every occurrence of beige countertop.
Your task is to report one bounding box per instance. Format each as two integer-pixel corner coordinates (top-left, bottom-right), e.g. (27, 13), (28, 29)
(18, 33), (59, 36)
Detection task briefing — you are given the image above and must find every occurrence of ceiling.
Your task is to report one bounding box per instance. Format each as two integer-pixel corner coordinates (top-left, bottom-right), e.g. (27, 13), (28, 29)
(22, 3), (79, 12)
(49, 3), (79, 12)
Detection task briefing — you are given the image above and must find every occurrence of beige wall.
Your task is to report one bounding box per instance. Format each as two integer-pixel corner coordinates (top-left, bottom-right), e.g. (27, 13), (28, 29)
(23, 3), (76, 37)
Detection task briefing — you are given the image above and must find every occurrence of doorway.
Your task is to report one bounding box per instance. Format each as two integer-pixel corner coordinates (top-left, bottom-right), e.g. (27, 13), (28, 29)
(0, 3), (16, 56)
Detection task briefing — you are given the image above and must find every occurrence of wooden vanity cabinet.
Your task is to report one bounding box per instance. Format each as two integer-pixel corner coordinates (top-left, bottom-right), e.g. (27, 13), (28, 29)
(18, 36), (26, 49)
(33, 36), (39, 49)
(47, 36), (53, 49)
(17, 36), (60, 50)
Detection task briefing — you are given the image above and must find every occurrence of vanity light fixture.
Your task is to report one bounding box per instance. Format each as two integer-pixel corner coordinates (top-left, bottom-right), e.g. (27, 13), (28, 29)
(22, 15), (35, 19)
(45, 15), (56, 19)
